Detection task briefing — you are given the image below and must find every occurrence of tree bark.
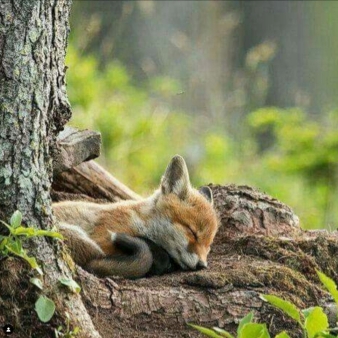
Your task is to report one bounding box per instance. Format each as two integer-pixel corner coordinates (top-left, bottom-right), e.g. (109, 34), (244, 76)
(0, 1), (100, 337)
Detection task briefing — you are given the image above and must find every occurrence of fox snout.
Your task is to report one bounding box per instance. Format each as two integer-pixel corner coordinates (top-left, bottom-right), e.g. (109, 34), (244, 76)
(196, 260), (208, 270)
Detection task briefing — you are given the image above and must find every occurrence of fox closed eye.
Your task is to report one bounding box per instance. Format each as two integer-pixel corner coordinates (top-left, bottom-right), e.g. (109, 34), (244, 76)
(185, 225), (198, 241)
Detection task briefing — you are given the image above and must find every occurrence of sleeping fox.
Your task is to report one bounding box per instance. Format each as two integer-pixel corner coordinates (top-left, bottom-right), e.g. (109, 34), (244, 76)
(53, 155), (219, 278)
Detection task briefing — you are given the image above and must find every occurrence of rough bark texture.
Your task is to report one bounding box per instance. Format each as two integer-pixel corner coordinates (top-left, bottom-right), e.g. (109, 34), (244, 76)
(53, 160), (142, 202)
(0, 1), (100, 337)
(52, 164), (338, 338)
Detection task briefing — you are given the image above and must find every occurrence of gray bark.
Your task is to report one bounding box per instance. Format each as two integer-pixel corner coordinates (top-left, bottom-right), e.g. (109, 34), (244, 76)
(53, 127), (101, 176)
(0, 1), (100, 337)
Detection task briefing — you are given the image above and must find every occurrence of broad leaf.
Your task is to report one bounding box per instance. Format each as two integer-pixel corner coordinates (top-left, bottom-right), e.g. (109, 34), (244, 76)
(302, 307), (314, 319)
(59, 278), (81, 293)
(304, 307), (328, 338)
(317, 270), (338, 305)
(35, 296), (55, 323)
(10, 210), (22, 229)
(30, 277), (43, 290)
(238, 312), (254, 335)
(260, 295), (301, 325)
(239, 323), (270, 338)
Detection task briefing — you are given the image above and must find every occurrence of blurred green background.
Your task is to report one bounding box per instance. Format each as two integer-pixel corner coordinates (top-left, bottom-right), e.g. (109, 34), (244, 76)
(67, 1), (338, 230)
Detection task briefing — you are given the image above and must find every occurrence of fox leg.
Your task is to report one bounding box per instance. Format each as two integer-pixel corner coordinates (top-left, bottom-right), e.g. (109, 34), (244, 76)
(85, 232), (153, 279)
(59, 222), (105, 266)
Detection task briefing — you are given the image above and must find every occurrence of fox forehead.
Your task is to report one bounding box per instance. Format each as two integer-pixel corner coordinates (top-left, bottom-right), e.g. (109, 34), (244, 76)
(157, 189), (218, 242)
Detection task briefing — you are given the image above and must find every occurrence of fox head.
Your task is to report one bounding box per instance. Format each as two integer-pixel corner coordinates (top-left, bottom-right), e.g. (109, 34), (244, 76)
(149, 155), (219, 271)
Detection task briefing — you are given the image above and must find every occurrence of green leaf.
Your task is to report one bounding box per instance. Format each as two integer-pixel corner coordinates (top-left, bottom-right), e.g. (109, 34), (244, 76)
(238, 312), (254, 335)
(275, 332), (291, 338)
(21, 254), (43, 275)
(213, 327), (235, 338)
(59, 278), (81, 293)
(8, 239), (22, 254)
(260, 295), (301, 325)
(239, 323), (270, 338)
(188, 324), (223, 338)
(12, 226), (35, 236)
(304, 307), (328, 338)
(35, 229), (63, 239)
(10, 210), (22, 229)
(302, 307), (315, 319)
(317, 270), (338, 305)
(30, 277), (43, 290)
(35, 295), (55, 323)
(0, 236), (8, 250)
(314, 334), (337, 338)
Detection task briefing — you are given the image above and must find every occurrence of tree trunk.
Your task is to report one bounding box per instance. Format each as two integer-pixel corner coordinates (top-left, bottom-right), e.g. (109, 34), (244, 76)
(0, 1), (100, 337)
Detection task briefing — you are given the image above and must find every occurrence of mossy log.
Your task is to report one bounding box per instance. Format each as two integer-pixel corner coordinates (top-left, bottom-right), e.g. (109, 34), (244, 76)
(52, 161), (338, 337)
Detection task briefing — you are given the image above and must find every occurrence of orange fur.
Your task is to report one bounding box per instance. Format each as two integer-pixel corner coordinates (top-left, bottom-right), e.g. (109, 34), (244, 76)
(53, 155), (219, 277)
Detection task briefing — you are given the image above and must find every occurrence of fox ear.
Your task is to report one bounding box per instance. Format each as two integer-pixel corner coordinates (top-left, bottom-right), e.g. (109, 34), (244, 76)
(161, 155), (191, 200)
(198, 186), (213, 204)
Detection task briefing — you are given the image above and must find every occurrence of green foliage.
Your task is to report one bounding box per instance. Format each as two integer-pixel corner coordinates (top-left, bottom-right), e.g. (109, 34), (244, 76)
(0, 210), (63, 275)
(248, 108), (338, 182)
(30, 277), (43, 290)
(189, 312), (271, 338)
(35, 295), (56, 323)
(59, 278), (81, 294)
(274, 332), (291, 338)
(54, 312), (80, 338)
(261, 272), (338, 338)
(66, 45), (193, 191)
(247, 107), (338, 229)
(260, 295), (302, 326)
(190, 271), (338, 338)
(317, 270), (338, 306)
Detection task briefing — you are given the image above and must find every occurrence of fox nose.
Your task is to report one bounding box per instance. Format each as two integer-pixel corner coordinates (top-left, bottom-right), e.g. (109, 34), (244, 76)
(196, 260), (208, 270)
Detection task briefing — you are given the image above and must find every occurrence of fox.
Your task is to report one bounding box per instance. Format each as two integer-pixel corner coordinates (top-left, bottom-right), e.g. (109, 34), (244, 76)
(53, 155), (219, 278)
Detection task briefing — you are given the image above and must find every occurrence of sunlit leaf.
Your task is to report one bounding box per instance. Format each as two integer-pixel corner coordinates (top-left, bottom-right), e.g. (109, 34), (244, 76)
(275, 332), (291, 338)
(30, 277), (43, 290)
(304, 307), (328, 338)
(317, 270), (338, 306)
(238, 312), (254, 335)
(239, 323), (270, 338)
(260, 295), (301, 325)
(59, 278), (81, 293)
